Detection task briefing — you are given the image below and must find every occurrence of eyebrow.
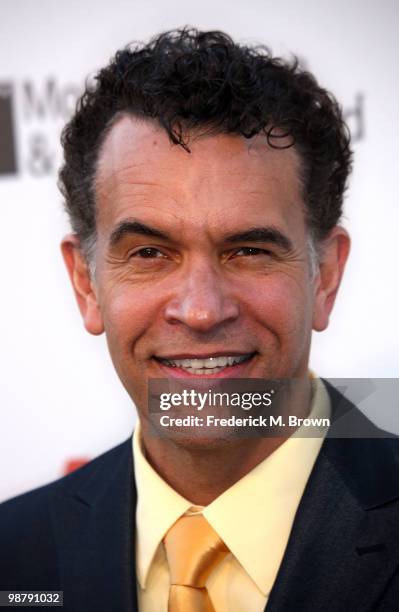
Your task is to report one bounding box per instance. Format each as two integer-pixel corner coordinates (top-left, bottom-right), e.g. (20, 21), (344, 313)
(109, 220), (171, 247)
(223, 227), (293, 251)
(109, 219), (293, 252)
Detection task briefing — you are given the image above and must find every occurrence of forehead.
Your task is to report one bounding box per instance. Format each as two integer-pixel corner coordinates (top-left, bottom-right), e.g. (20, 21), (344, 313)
(95, 115), (305, 236)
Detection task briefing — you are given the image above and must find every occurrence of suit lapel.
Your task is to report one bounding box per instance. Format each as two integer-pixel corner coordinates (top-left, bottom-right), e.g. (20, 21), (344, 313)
(50, 440), (138, 612)
(266, 387), (399, 611)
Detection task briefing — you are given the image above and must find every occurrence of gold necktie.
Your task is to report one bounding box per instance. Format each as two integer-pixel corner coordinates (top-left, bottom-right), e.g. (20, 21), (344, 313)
(163, 514), (229, 612)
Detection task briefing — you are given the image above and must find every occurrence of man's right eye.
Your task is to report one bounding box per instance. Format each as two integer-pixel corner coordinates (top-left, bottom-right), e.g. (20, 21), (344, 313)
(130, 247), (165, 259)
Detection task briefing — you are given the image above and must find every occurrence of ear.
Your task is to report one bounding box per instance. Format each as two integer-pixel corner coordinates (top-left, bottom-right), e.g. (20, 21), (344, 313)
(61, 234), (104, 335)
(312, 226), (350, 332)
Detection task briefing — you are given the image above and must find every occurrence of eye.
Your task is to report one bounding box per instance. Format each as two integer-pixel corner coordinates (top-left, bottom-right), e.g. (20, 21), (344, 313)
(233, 247), (272, 257)
(130, 247), (166, 259)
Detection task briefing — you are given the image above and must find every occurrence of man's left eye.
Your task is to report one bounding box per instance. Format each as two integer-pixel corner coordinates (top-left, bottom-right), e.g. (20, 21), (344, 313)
(233, 247), (272, 257)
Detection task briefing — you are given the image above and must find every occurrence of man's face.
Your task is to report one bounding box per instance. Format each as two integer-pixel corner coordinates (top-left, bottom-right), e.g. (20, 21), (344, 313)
(63, 116), (348, 431)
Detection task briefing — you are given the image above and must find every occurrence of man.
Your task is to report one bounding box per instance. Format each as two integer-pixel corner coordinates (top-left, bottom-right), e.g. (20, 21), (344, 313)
(1, 28), (399, 611)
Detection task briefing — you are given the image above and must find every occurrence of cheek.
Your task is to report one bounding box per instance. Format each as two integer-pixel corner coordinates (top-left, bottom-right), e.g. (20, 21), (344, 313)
(242, 273), (314, 337)
(101, 287), (160, 357)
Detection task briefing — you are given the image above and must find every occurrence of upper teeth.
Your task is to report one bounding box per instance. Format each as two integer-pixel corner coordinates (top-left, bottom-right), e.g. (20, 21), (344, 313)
(160, 355), (250, 370)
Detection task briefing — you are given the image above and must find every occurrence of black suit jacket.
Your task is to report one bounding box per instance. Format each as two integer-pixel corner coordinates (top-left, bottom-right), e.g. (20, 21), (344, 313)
(1, 383), (399, 611)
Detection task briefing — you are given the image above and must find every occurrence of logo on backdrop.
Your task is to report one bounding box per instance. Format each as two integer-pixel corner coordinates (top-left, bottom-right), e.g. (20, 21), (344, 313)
(0, 77), (82, 179)
(343, 93), (365, 143)
(0, 76), (365, 180)
(0, 83), (17, 176)
(63, 457), (89, 475)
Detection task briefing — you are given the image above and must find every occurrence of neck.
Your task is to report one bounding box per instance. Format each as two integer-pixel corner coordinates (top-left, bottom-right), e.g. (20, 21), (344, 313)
(140, 377), (312, 506)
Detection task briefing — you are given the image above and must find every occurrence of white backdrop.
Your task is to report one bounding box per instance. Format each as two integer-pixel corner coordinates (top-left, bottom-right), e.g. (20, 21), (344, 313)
(1, 0), (398, 502)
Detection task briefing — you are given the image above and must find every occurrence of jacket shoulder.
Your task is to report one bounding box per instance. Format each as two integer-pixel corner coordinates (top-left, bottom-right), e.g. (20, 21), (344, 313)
(0, 437), (132, 589)
(323, 380), (399, 509)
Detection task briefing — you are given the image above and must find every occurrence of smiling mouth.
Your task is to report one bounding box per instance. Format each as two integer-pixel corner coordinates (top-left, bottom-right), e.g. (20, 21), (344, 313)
(154, 353), (255, 375)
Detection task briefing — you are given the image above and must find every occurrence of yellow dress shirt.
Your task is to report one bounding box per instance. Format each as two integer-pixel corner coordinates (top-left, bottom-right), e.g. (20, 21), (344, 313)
(133, 378), (331, 612)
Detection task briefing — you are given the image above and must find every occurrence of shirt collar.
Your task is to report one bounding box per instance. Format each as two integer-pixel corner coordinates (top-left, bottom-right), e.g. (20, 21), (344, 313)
(203, 378), (330, 595)
(133, 377), (330, 594)
(133, 423), (193, 588)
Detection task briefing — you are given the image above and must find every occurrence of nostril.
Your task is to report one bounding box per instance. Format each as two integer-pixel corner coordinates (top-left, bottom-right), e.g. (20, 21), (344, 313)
(164, 274), (240, 331)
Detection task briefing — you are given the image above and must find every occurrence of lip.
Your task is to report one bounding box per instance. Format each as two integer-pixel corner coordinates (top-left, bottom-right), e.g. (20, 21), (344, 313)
(152, 352), (256, 379)
(154, 351), (253, 360)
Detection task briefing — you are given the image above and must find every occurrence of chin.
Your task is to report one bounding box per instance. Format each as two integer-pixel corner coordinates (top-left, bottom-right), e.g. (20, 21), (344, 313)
(148, 418), (242, 451)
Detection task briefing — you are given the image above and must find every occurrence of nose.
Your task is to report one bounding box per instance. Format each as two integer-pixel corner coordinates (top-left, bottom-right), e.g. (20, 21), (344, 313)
(164, 262), (240, 332)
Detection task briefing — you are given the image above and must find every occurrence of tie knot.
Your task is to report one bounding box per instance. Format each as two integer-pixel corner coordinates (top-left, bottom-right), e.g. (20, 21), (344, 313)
(163, 514), (229, 588)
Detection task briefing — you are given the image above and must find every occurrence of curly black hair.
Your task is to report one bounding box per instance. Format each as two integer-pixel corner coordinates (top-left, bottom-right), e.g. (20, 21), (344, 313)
(59, 27), (352, 255)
